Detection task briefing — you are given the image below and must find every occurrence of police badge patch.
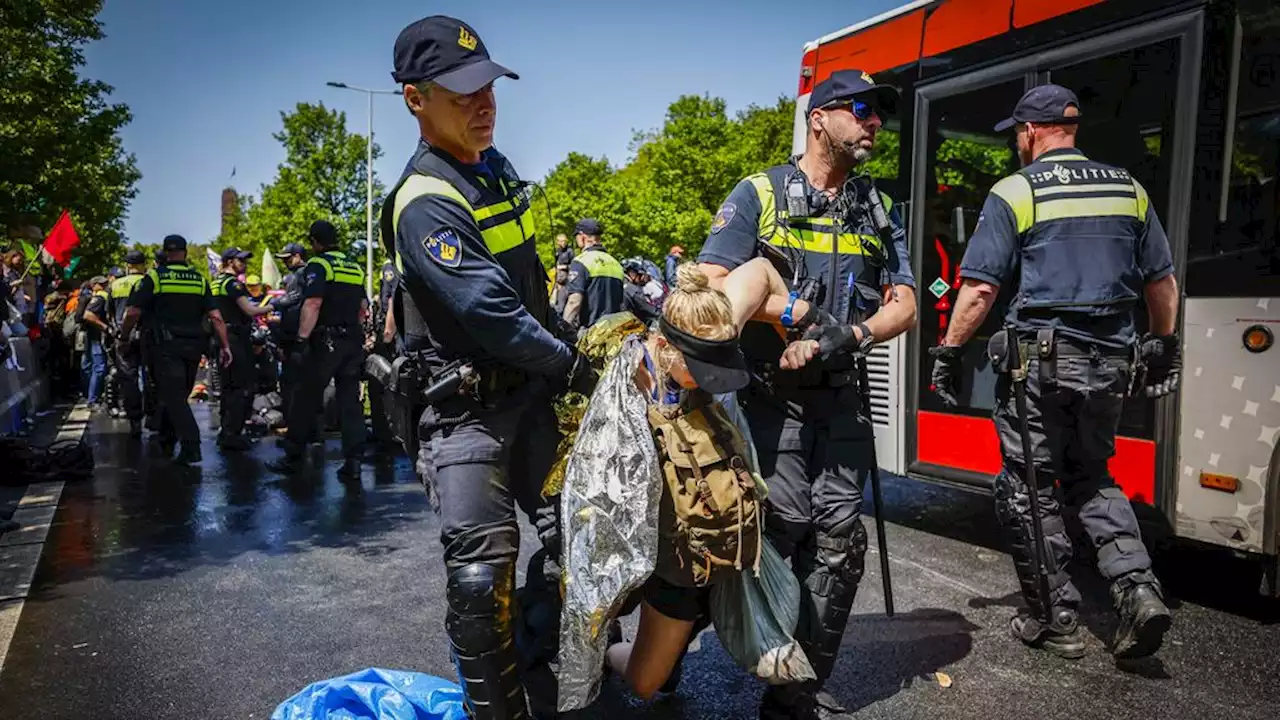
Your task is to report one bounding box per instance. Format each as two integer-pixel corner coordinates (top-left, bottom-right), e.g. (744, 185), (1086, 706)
(423, 228), (462, 268)
(710, 202), (736, 233)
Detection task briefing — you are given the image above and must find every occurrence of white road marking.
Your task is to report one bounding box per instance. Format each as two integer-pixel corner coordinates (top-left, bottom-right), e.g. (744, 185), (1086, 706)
(0, 402), (88, 673)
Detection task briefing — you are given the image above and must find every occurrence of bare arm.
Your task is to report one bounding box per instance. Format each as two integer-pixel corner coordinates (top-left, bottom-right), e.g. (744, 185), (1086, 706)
(235, 295), (274, 317)
(119, 307), (141, 338)
(562, 293), (583, 327)
(207, 309), (231, 350)
(382, 303), (397, 343)
(700, 262), (797, 328)
(1144, 273), (1179, 336)
(943, 279), (1000, 346)
(866, 284), (917, 343)
(298, 297), (323, 339)
(83, 309), (110, 334)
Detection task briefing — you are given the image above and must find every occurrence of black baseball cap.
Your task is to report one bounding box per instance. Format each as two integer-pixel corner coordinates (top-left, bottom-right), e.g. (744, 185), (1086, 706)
(574, 218), (603, 236)
(220, 247), (252, 262)
(275, 242), (307, 258)
(162, 234), (187, 251)
(391, 15), (518, 94)
(90, 275), (108, 287)
(123, 249), (145, 265)
(108, 267), (124, 278)
(153, 249), (166, 264)
(308, 220), (338, 247)
(658, 317), (750, 394)
(808, 69), (899, 115)
(994, 84), (1082, 132)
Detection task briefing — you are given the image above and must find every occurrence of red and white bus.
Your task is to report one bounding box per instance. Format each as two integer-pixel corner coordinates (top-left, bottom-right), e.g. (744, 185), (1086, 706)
(791, 0), (1280, 593)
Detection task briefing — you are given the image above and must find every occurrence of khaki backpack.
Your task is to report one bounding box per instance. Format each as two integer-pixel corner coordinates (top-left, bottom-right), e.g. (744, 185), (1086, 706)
(648, 391), (762, 588)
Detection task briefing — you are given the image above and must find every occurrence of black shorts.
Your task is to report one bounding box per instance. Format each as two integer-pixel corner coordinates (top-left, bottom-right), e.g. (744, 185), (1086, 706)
(642, 575), (710, 622)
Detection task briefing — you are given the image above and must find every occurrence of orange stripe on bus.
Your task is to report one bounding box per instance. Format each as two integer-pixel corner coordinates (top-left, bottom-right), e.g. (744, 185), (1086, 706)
(915, 410), (1157, 504)
(813, 8), (925, 82)
(922, 0), (1013, 57)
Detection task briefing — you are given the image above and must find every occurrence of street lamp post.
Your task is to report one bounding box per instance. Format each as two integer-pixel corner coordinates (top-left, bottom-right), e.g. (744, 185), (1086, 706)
(326, 81), (400, 297)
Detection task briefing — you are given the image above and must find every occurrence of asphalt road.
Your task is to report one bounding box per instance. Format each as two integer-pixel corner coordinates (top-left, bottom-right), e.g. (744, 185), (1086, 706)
(0, 405), (1276, 719)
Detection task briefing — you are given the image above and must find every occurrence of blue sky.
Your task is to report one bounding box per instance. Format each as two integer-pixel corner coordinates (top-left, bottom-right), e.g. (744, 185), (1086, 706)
(85, 0), (900, 245)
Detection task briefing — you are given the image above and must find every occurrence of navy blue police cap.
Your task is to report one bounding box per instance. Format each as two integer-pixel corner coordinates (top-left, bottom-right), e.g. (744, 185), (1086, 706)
(808, 69), (899, 115)
(220, 247), (252, 262)
(994, 84), (1081, 132)
(162, 234), (187, 251)
(275, 242), (307, 259)
(123, 249), (146, 265)
(108, 267), (124, 278)
(391, 15), (518, 94)
(574, 218), (603, 237)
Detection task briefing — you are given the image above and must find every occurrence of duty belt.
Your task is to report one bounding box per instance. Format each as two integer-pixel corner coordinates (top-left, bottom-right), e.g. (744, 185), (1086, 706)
(1011, 328), (1135, 389)
(755, 362), (858, 390)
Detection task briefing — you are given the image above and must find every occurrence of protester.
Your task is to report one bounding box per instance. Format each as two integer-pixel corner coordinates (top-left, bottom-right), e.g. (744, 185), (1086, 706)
(663, 245), (683, 288)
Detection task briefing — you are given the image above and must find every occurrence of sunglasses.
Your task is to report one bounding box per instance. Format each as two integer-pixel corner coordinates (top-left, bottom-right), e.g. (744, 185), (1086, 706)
(825, 98), (882, 120)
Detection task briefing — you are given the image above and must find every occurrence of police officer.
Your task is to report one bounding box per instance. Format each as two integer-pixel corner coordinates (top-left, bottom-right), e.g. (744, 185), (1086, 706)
(561, 218), (624, 331)
(119, 234), (233, 465)
(110, 250), (148, 434)
(381, 15), (596, 719)
(101, 267), (126, 414)
(929, 85), (1179, 660)
(268, 220), (367, 478)
(368, 259), (402, 448)
(698, 69), (917, 720)
(620, 258), (661, 325)
(213, 247), (274, 451)
(271, 241), (309, 424)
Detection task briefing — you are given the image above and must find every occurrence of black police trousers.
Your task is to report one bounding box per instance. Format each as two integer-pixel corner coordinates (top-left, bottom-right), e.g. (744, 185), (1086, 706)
(417, 381), (562, 719)
(152, 339), (204, 450)
(992, 349), (1152, 614)
(284, 330), (364, 458)
(114, 339), (144, 422)
(217, 328), (254, 441)
(741, 381), (872, 694)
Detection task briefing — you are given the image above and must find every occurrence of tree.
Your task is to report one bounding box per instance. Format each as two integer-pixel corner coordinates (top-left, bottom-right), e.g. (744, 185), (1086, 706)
(0, 0), (141, 274)
(217, 102), (382, 275)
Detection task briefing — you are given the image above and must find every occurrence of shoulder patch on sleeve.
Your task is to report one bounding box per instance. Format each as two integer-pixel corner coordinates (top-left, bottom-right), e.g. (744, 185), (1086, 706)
(710, 202), (737, 234)
(423, 228), (463, 268)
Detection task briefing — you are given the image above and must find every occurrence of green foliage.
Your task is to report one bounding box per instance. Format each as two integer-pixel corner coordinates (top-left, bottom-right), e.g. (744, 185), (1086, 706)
(215, 102), (383, 276)
(0, 0), (141, 274)
(537, 95), (797, 262)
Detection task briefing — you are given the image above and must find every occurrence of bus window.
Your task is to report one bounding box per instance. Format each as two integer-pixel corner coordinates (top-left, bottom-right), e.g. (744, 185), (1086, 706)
(1186, 7), (1280, 298)
(1048, 38), (1183, 442)
(916, 79), (1022, 417)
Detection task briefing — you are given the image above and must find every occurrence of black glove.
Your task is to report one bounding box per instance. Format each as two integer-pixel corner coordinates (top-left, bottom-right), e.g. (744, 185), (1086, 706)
(929, 344), (964, 407)
(566, 350), (599, 396)
(289, 336), (314, 367)
(801, 323), (859, 360)
(1139, 333), (1181, 398)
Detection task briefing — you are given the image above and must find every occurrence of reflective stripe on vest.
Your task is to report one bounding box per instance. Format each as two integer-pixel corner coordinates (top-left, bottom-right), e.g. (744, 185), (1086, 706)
(110, 273), (144, 299)
(576, 248), (624, 280)
(390, 173), (535, 264)
(312, 251), (365, 286)
(147, 264), (207, 295)
(93, 290), (108, 301)
(744, 173), (887, 258)
(211, 275), (235, 296)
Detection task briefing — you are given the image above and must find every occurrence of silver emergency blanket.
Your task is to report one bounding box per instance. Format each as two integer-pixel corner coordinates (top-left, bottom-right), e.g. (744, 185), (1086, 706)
(557, 337), (661, 712)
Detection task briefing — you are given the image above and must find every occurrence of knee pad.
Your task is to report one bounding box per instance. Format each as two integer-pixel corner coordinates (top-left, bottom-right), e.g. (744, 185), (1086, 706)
(813, 516), (868, 591)
(446, 563), (514, 653)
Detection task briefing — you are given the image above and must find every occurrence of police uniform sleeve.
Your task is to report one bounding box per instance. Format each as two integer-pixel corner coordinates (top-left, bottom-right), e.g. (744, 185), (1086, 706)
(396, 195), (572, 375)
(202, 278), (216, 312)
(882, 194), (915, 288)
(86, 295), (107, 317)
(302, 259), (328, 299)
(565, 260), (588, 295)
(698, 178), (764, 271)
(1134, 181), (1175, 283)
(228, 279), (250, 302)
(958, 177), (1026, 287)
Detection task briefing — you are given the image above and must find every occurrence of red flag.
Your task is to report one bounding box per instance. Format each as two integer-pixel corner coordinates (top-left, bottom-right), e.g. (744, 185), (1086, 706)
(42, 210), (81, 266)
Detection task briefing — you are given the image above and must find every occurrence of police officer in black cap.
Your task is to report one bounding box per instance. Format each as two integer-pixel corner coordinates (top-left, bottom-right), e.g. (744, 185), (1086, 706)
(213, 247), (275, 451)
(271, 241), (309, 423)
(561, 218), (624, 332)
(930, 85), (1179, 661)
(381, 15), (596, 719)
(119, 234), (233, 465)
(110, 249), (149, 434)
(269, 220), (368, 478)
(698, 69), (918, 720)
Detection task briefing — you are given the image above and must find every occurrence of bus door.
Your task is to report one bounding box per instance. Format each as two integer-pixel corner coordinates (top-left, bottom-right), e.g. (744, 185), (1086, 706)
(906, 12), (1205, 505)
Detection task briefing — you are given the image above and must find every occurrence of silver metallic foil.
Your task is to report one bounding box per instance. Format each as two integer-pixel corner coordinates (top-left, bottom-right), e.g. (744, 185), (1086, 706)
(557, 337), (662, 712)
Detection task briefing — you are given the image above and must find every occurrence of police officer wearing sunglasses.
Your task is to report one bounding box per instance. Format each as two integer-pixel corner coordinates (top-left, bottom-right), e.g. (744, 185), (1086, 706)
(698, 69), (918, 720)
(379, 15), (597, 720)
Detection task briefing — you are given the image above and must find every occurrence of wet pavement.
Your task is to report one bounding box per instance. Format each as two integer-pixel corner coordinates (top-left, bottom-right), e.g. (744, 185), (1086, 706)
(0, 404), (1277, 719)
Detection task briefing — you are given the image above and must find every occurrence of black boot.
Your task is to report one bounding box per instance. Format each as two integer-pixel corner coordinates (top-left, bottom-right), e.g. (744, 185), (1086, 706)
(1010, 607), (1086, 660)
(218, 434), (252, 452)
(173, 444), (202, 466)
(1111, 571), (1171, 659)
(337, 457), (361, 480)
(267, 452), (304, 474)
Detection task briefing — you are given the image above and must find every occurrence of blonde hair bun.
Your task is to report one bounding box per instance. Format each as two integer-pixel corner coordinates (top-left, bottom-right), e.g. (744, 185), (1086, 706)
(674, 263), (711, 294)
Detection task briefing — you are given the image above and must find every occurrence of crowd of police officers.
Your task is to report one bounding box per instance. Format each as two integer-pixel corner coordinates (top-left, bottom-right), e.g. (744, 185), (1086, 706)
(96, 13), (1186, 719)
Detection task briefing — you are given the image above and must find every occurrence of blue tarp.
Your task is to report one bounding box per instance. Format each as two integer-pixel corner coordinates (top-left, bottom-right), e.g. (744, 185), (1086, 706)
(272, 668), (467, 720)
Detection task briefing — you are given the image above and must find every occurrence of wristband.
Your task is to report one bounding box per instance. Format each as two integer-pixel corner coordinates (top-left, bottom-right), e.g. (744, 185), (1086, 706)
(780, 291), (800, 328)
(855, 322), (875, 352)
